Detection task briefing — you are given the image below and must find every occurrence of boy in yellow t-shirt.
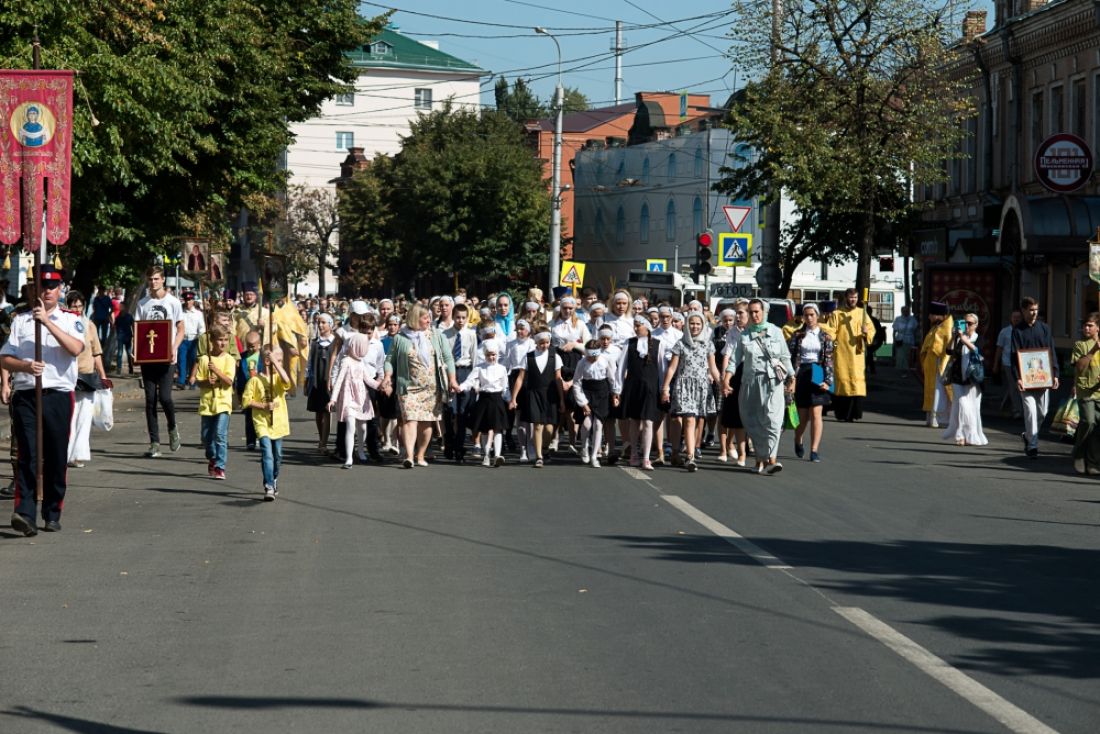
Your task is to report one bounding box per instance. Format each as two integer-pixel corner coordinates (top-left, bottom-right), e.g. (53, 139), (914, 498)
(196, 325), (236, 480)
(242, 345), (291, 501)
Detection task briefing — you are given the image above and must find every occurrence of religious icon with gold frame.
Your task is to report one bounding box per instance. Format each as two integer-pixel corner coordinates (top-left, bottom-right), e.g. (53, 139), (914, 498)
(134, 320), (174, 364)
(1017, 347), (1054, 390)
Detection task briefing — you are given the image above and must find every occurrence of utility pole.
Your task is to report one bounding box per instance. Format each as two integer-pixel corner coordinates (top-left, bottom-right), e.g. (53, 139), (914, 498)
(536, 27), (564, 295)
(614, 21), (624, 105)
(756, 0), (784, 297)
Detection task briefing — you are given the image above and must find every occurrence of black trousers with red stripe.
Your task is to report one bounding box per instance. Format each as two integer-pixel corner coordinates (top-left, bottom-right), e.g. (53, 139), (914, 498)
(12, 389), (73, 523)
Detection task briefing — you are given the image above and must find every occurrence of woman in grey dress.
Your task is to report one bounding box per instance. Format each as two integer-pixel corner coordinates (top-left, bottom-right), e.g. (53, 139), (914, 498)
(724, 299), (795, 475)
(660, 312), (721, 472)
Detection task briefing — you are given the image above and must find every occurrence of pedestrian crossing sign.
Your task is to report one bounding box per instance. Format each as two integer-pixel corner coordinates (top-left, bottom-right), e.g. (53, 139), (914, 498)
(718, 232), (752, 267)
(646, 259), (667, 272)
(559, 260), (585, 287)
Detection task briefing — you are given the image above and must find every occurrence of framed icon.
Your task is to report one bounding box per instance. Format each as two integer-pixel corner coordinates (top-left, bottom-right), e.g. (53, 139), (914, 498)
(208, 252), (225, 283)
(260, 253), (287, 300)
(180, 238), (210, 276)
(1016, 347), (1054, 390)
(134, 320), (174, 364)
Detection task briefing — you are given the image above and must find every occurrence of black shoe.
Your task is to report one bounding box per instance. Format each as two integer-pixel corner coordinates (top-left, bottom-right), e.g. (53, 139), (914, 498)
(794, 441), (805, 459)
(443, 448), (454, 460)
(369, 450), (384, 463)
(43, 520), (61, 532)
(0, 481), (14, 499)
(10, 513), (37, 537)
(454, 452), (466, 464)
(1027, 447), (1038, 459)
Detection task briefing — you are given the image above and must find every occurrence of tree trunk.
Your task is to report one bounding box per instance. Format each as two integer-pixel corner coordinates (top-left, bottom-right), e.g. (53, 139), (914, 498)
(316, 247), (327, 298)
(856, 201), (875, 295)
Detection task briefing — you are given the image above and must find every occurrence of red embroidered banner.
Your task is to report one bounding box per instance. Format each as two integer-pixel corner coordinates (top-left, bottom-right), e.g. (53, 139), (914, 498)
(0, 70), (74, 249)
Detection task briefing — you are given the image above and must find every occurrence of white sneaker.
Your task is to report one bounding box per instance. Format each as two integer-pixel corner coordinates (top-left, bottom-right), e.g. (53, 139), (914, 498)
(263, 485), (275, 502)
(519, 451), (529, 463)
(581, 447), (590, 464)
(482, 455), (491, 467)
(591, 456), (601, 468)
(549, 438), (559, 452)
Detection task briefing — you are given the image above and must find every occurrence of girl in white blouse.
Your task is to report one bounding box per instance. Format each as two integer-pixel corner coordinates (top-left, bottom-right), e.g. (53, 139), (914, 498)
(458, 344), (512, 467)
(571, 340), (622, 468)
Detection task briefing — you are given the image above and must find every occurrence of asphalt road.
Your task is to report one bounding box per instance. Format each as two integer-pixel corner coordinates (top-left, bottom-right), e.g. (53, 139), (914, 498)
(1, 368), (1097, 733)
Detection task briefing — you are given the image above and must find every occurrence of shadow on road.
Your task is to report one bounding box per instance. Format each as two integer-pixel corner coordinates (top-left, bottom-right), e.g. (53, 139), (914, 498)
(1, 707), (166, 734)
(598, 532), (1100, 680)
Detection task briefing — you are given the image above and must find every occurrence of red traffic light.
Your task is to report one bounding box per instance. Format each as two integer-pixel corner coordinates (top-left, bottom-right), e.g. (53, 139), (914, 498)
(697, 230), (713, 247)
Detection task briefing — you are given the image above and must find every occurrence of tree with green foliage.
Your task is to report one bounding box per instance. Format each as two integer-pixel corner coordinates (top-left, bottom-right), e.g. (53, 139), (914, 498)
(562, 86), (589, 114)
(716, 0), (974, 292)
(339, 105), (551, 292)
(494, 76), (546, 123)
(0, 1), (383, 293)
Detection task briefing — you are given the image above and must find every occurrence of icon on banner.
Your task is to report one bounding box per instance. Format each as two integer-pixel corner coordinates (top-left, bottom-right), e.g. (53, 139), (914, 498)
(718, 232), (752, 267)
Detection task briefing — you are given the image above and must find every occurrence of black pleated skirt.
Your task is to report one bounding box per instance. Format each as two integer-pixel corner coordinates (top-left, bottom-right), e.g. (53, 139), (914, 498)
(468, 391), (509, 433)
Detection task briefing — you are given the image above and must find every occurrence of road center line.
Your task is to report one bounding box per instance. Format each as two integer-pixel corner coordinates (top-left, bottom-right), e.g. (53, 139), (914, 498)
(620, 466), (652, 481)
(833, 607), (1060, 734)
(660, 495), (793, 570)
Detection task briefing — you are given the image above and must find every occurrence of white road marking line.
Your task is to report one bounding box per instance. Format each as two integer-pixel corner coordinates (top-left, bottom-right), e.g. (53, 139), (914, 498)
(833, 607), (1061, 734)
(620, 467), (651, 481)
(660, 495), (793, 569)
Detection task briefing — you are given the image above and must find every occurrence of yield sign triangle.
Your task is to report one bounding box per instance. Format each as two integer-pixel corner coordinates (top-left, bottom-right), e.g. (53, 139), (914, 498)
(723, 205), (752, 232)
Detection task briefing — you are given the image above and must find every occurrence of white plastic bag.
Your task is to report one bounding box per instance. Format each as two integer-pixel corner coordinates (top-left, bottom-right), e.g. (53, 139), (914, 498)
(92, 388), (114, 431)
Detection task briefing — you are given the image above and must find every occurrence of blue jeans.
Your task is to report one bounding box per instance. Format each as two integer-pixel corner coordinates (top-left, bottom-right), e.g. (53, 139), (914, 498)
(259, 436), (282, 487)
(201, 412), (230, 470)
(177, 338), (198, 386)
(116, 332), (133, 372)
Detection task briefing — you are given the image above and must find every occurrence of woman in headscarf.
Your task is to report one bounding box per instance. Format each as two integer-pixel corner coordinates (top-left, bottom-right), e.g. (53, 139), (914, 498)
(382, 303), (458, 468)
(660, 312), (720, 472)
(306, 312), (337, 453)
(615, 315), (663, 470)
(494, 292), (516, 344)
(725, 299), (795, 475)
(328, 333), (380, 468)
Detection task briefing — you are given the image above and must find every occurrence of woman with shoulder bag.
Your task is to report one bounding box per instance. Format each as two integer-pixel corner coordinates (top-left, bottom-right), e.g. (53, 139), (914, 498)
(941, 313), (987, 446)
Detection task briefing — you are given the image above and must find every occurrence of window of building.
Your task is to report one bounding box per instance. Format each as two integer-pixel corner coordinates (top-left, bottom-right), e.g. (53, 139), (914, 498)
(866, 291), (894, 323)
(1050, 84), (1064, 135)
(335, 92), (355, 107)
(692, 196), (703, 233)
(665, 199), (676, 241)
(371, 41), (392, 55)
(668, 153), (677, 181)
(640, 203), (650, 244)
(802, 289), (831, 303)
(1072, 78), (1086, 137)
(642, 157), (650, 185)
(335, 131), (354, 149)
(414, 88), (433, 111)
(615, 206), (625, 245)
(1030, 90), (1044, 169)
(694, 147), (704, 178)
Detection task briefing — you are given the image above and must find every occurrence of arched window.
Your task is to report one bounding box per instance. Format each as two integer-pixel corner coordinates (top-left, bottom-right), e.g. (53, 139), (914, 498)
(640, 203), (650, 244)
(665, 199), (677, 241)
(694, 147), (704, 177)
(615, 206), (626, 245)
(692, 196), (703, 233)
(642, 157), (650, 185)
(595, 208), (605, 243)
(668, 153), (677, 181)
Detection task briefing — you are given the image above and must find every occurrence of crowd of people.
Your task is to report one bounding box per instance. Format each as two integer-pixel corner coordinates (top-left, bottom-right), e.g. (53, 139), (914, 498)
(0, 261), (1092, 536)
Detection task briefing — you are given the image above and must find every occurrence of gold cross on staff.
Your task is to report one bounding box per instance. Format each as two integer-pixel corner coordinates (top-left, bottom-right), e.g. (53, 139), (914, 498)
(147, 329), (158, 354)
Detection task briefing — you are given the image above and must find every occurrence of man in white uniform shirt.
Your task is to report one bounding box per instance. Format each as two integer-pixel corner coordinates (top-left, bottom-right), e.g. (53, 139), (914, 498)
(134, 266), (185, 458)
(1, 265), (84, 536)
(891, 306), (919, 375)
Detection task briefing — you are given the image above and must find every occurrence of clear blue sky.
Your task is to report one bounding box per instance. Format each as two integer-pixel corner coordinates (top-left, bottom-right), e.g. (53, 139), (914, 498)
(359, 1), (995, 113)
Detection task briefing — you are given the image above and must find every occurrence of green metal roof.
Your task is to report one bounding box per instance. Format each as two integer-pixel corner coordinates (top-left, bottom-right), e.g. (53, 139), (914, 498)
(346, 27), (485, 74)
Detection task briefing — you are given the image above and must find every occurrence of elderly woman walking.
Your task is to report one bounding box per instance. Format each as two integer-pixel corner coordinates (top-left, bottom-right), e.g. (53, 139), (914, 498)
(725, 299), (794, 474)
(382, 303), (458, 468)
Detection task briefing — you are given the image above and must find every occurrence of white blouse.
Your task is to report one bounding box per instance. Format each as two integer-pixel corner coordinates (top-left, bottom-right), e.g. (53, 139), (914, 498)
(550, 318), (591, 349)
(458, 361), (511, 401)
(505, 337), (534, 372)
(571, 354), (623, 406)
(533, 350), (563, 373)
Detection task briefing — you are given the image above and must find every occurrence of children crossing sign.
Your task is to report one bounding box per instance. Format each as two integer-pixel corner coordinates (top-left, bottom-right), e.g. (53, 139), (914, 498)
(559, 260), (586, 287)
(718, 233), (752, 267)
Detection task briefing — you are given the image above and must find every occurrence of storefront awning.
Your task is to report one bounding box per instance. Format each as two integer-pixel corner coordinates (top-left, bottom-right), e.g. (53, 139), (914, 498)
(998, 194), (1100, 254)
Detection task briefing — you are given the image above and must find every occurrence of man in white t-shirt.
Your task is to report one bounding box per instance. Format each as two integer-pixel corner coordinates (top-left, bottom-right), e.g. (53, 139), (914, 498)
(134, 266), (185, 457)
(0, 265), (84, 535)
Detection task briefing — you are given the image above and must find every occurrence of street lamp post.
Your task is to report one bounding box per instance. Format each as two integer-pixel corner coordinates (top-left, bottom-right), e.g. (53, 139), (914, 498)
(536, 27), (563, 296)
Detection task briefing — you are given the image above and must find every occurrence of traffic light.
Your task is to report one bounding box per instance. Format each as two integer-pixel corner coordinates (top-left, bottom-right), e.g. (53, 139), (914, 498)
(696, 229), (714, 277)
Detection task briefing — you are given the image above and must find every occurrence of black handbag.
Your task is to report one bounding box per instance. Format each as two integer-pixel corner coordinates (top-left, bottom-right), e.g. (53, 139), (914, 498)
(76, 372), (103, 392)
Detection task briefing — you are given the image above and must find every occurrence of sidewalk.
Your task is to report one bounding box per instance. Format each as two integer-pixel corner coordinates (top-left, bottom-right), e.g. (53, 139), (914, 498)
(0, 372), (146, 441)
